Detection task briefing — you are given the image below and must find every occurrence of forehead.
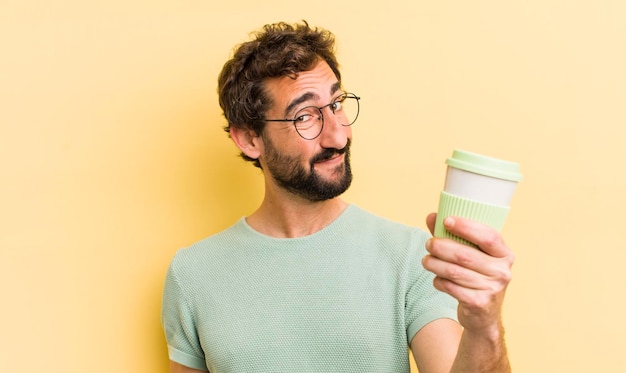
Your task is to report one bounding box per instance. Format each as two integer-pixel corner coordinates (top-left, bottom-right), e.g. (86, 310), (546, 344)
(264, 60), (340, 115)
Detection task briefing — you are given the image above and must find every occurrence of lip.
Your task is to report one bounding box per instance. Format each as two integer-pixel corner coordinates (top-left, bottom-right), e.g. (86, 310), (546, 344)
(314, 152), (344, 166)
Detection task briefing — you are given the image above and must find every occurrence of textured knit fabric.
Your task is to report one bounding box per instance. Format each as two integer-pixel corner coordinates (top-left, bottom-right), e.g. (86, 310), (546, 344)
(162, 204), (458, 372)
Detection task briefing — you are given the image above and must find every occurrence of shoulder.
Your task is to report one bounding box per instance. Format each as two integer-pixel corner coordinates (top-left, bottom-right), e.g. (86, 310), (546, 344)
(346, 204), (430, 239)
(167, 219), (249, 278)
(343, 204), (431, 256)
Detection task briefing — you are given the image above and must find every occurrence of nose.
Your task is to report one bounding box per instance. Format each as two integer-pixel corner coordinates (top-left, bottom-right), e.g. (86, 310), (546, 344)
(318, 106), (351, 149)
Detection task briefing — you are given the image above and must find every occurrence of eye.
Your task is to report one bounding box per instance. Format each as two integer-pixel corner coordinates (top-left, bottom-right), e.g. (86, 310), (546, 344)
(295, 114), (319, 132)
(295, 114), (314, 124)
(294, 106), (320, 126)
(331, 95), (347, 112)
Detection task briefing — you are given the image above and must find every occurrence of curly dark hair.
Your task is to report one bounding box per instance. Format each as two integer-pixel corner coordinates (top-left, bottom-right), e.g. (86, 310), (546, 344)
(217, 21), (341, 168)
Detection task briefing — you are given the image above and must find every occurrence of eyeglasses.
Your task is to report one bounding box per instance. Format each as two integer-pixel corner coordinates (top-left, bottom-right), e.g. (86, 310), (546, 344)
(264, 92), (360, 140)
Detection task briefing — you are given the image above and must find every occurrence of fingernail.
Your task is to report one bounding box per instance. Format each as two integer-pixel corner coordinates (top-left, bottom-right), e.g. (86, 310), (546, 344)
(444, 217), (456, 228)
(425, 238), (432, 251)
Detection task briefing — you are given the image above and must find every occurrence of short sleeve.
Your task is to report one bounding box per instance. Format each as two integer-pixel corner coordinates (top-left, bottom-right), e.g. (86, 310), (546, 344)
(161, 260), (209, 371)
(404, 230), (459, 344)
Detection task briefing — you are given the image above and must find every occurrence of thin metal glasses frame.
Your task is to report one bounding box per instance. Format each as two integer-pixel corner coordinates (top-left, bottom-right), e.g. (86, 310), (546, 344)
(263, 92), (360, 140)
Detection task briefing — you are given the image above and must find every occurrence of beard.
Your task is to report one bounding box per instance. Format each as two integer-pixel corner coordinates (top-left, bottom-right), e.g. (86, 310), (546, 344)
(261, 137), (352, 202)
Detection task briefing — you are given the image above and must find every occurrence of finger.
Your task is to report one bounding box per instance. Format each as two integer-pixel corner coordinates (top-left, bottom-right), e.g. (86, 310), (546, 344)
(422, 253), (483, 290)
(433, 276), (506, 315)
(423, 249), (512, 311)
(443, 216), (512, 259)
(426, 212), (437, 235)
(425, 237), (510, 288)
(426, 237), (498, 277)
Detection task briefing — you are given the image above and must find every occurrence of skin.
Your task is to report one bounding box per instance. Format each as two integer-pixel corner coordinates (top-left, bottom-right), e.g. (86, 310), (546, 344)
(260, 120), (352, 202)
(416, 214), (513, 372)
(169, 361), (205, 373)
(230, 59), (352, 238)
(170, 59), (513, 372)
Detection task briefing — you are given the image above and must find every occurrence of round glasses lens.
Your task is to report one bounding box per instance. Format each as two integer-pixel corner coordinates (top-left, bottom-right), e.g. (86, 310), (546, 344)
(294, 107), (323, 139)
(336, 94), (360, 126)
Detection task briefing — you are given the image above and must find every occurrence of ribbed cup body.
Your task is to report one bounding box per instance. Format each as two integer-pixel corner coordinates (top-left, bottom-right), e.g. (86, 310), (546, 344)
(434, 150), (522, 247)
(434, 191), (510, 247)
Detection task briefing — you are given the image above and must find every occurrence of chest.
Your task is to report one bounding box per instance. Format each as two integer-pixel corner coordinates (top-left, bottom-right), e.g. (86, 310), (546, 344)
(190, 252), (410, 372)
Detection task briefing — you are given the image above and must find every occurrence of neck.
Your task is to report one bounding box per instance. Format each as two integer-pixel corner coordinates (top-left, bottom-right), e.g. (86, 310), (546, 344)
(245, 187), (348, 238)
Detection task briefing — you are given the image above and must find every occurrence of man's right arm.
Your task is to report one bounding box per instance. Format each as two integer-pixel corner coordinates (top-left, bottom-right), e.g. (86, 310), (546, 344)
(170, 361), (208, 373)
(421, 214), (513, 372)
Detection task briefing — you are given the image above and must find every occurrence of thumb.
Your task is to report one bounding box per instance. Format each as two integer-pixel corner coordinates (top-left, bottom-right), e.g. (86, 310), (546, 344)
(426, 212), (437, 235)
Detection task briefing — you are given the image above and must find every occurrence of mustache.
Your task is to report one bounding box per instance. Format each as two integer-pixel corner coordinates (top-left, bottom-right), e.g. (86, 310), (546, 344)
(311, 139), (351, 164)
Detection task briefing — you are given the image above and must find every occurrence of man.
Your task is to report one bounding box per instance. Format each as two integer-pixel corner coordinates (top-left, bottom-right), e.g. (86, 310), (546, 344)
(162, 21), (513, 373)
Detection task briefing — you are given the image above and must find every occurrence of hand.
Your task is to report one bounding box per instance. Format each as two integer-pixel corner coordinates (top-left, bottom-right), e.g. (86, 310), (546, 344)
(423, 213), (515, 335)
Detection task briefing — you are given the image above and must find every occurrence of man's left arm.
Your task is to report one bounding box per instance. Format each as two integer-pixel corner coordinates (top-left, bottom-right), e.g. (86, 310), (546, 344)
(416, 214), (514, 372)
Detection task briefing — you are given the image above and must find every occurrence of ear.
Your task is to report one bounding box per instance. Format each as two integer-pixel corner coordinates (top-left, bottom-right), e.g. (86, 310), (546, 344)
(230, 126), (262, 160)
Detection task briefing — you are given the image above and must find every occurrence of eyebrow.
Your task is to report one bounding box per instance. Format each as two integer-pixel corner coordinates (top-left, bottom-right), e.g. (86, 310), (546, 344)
(283, 81), (342, 117)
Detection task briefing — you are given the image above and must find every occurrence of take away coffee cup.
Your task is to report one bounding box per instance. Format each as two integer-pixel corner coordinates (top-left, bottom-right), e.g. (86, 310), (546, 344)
(434, 149), (523, 247)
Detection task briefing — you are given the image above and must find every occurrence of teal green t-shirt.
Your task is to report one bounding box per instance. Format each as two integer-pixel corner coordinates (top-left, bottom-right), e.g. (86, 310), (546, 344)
(162, 204), (458, 372)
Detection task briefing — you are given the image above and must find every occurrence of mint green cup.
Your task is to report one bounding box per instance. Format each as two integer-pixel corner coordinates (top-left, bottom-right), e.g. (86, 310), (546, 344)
(434, 150), (522, 247)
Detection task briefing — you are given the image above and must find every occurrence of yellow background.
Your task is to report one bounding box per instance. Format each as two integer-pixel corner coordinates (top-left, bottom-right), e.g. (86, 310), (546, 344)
(2, 1), (625, 372)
